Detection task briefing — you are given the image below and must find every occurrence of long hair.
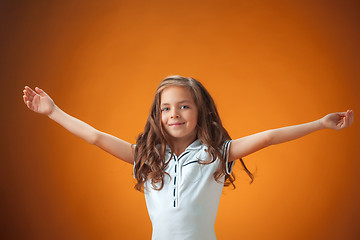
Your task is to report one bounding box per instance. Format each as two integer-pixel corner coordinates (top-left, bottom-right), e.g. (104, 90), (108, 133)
(134, 75), (253, 192)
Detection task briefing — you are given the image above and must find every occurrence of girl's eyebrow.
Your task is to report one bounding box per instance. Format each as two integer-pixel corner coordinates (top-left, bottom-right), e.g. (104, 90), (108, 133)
(161, 100), (192, 106)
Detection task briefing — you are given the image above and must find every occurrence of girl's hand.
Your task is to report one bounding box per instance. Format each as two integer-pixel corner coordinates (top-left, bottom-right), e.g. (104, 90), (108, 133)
(23, 86), (56, 116)
(321, 110), (354, 130)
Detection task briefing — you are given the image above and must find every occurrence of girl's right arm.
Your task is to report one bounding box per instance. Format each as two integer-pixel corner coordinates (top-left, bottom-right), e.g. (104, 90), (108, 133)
(23, 86), (134, 164)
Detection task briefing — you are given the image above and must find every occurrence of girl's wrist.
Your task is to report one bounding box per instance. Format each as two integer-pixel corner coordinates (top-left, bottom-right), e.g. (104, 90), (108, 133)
(48, 105), (59, 119)
(316, 118), (327, 130)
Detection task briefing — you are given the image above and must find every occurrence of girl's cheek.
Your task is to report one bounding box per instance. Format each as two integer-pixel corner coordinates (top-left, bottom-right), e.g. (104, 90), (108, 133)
(161, 115), (167, 124)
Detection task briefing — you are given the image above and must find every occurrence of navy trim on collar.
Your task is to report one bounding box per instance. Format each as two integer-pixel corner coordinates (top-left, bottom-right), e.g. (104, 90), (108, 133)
(165, 139), (203, 153)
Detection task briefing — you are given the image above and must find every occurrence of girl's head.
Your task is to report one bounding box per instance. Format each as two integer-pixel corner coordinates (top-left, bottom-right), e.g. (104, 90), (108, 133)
(150, 75), (227, 148)
(134, 75), (253, 192)
(160, 85), (198, 145)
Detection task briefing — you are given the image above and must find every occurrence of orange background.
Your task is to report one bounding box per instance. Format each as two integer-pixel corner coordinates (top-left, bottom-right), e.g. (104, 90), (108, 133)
(1, 0), (360, 239)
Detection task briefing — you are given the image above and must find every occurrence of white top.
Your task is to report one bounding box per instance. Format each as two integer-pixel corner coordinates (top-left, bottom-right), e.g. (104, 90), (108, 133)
(133, 139), (234, 240)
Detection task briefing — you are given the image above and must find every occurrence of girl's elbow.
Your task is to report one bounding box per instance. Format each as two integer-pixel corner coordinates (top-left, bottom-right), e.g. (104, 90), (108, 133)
(264, 130), (273, 147)
(90, 130), (100, 145)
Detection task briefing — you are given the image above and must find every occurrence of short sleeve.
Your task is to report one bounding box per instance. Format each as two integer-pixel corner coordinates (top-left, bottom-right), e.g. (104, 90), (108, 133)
(133, 145), (137, 179)
(222, 140), (235, 175)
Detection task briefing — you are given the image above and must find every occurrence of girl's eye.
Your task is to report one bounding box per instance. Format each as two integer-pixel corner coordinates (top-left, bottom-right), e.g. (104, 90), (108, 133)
(161, 107), (169, 112)
(181, 105), (189, 109)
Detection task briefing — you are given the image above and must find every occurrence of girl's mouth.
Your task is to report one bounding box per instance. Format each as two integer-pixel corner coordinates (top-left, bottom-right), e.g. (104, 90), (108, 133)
(169, 122), (185, 127)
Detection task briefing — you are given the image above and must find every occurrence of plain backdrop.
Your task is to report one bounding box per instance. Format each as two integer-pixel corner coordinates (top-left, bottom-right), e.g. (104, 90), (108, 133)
(1, 0), (359, 239)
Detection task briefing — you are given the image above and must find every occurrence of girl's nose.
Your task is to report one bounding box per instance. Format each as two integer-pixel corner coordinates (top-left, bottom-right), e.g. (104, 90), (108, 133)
(170, 109), (180, 118)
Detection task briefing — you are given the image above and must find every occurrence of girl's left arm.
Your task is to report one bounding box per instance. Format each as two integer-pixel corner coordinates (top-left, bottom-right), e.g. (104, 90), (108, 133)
(228, 110), (354, 162)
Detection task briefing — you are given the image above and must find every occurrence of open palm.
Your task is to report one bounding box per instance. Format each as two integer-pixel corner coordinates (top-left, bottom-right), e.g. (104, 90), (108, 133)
(23, 86), (56, 116)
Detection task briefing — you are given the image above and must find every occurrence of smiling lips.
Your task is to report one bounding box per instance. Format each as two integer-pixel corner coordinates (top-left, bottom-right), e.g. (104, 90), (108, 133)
(169, 122), (185, 127)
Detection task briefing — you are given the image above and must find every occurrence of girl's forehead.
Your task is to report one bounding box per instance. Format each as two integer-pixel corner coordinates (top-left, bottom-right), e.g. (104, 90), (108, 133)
(160, 86), (194, 103)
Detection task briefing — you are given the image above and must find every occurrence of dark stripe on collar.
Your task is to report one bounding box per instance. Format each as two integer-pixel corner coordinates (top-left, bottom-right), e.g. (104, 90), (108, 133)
(183, 160), (198, 166)
(178, 151), (190, 161)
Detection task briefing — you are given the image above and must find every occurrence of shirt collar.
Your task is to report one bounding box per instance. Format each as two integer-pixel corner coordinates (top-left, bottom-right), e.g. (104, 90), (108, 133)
(165, 139), (203, 153)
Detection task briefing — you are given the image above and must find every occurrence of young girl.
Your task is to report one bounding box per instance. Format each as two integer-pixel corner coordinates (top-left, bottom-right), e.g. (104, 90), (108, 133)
(23, 75), (354, 240)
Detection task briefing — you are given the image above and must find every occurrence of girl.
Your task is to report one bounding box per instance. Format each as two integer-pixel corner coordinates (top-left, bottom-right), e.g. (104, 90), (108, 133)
(23, 76), (354, 240)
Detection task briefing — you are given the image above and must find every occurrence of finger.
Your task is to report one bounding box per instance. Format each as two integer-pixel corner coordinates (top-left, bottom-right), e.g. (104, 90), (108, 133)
(35, 87), (47, 97)
(23, 89), (32, 99)
(23, 94), (32, 106)
(350, 111), (354, 125)
(340, 112), (347, 128)
(338, 117), (345, 129)
(345, 111), (350, 127)
(25, 87), (37, 101)
(340, 111), (349, 129)
(27, 100), (32, 110)
(345, 110), (353, 128)
(349, 111), (354, 126)
(24, 92), (33, 109)
(25, 86), (37, 97)
(23, 95), (28, 106)
(337, 112), (347, 117)
(25, 97), (32, 110)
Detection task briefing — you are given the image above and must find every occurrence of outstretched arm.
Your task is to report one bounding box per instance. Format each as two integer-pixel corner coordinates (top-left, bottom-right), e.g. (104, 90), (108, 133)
(228, 110), (354, 162)
(23, 86), (134, 164)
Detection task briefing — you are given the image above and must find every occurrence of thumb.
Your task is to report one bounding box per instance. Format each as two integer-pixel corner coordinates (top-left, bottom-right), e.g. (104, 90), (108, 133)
(35, 87), (48, 97)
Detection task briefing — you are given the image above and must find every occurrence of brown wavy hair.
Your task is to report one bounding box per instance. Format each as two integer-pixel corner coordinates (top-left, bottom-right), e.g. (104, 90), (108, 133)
(134, 75), (253, 192)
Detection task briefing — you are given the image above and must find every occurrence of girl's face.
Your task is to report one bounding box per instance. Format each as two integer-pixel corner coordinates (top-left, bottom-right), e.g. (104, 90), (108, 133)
(160, 86), (198, 143)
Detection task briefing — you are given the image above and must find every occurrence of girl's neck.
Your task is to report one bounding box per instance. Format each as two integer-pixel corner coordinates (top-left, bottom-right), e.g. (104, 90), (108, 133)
(169, 135), (197, 157)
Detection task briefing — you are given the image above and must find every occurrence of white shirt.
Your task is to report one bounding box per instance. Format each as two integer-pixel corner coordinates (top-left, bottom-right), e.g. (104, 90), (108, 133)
(133, 139), (234, 240)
